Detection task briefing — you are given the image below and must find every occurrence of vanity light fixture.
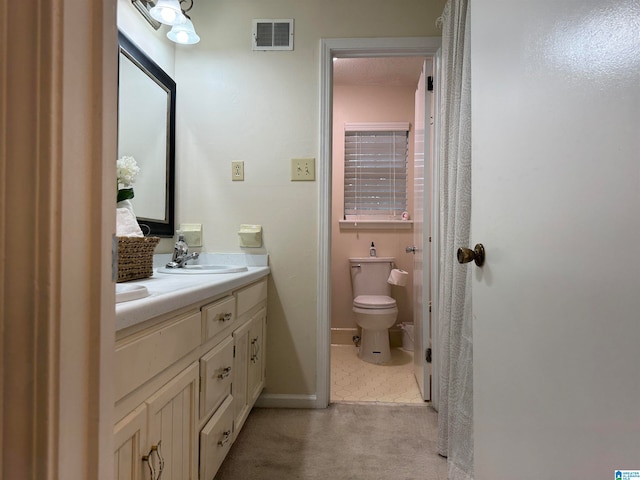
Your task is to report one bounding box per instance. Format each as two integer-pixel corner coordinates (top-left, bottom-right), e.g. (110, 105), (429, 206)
(133, 0), (200, 44)
(167, 16), (200, 44)
(149, 0), (186, 26)
(131, 0), (162, 30)
(167, 0), (200, 45)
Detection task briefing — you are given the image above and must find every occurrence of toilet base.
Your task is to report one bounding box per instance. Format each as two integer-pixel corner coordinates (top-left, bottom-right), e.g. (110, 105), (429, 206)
(358, 328), (391, 364)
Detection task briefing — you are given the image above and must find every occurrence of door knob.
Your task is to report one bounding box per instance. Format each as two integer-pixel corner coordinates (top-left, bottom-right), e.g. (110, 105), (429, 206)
(406, 246), (417, 254)
(457, 243), (485, 267)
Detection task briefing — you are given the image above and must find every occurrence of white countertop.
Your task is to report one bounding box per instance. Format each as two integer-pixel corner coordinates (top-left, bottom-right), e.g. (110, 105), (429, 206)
(116, 253), (270, 332)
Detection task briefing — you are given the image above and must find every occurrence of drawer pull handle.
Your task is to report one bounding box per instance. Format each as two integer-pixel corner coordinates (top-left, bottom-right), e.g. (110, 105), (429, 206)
(142, 453), (156, 480)
(155, 441), (165, 480)
(251, 337), (260, 363)
(218, 429), (232, 447)
(219, 312), (233, 322)
(142, 441), (164, 480)
(217, 366), (232, 379)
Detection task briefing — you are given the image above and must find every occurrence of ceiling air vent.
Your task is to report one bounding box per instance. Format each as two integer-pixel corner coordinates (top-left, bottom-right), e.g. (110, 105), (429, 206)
(252, 19), (294, 51)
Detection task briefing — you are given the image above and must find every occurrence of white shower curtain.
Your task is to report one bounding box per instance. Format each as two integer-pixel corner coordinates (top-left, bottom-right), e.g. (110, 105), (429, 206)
(436, 1), (474, 479)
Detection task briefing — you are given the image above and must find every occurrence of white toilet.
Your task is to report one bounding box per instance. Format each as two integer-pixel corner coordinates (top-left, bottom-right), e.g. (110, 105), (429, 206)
(349, 257), (398, 364)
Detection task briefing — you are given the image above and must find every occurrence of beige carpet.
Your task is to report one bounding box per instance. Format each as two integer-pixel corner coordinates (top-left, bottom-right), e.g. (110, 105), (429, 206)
(214, 403), (447, 480)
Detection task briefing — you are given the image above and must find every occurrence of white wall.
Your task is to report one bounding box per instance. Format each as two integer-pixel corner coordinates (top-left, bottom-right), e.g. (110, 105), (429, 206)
(174, 0), (446, 396)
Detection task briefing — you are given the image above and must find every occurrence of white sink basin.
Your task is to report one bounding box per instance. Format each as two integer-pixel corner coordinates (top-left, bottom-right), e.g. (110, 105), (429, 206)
(157, 265), (248, 275)
(116, 283), (150, 303)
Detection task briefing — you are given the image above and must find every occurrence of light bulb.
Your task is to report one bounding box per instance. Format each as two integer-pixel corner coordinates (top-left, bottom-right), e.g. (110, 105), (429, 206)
(176, 31), (189, 44)
(160, 9), (177, 23)
(167, 18), (200, 45)
(149, 0), (186, 26)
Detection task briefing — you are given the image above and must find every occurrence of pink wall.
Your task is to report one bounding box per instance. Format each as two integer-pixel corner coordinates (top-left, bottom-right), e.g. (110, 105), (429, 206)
(331, 85), (417, 330)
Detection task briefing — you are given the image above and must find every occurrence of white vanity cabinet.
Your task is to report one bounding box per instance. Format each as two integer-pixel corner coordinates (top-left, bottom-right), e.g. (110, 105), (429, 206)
(233, 307), (266, 434)
(232, 280), (268, 435)
(113, 361), (199, 480)
(114, 276), (268, 480)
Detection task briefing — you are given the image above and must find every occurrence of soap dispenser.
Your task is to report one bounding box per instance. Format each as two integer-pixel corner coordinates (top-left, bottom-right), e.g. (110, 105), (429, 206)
(369, 242), (376, 257)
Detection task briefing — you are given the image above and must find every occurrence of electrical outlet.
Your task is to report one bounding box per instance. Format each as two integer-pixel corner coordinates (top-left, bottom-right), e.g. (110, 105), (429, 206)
(291, 158), (315, 181)
(232, 161), (244, 181)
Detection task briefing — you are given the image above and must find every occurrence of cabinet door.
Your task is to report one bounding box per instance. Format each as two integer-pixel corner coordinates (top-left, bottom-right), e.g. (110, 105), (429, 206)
(247, 307), (267, 406)
(232, 319), (250, 433)
(146, 362), (199, 480)
(114, 404), (147, 480)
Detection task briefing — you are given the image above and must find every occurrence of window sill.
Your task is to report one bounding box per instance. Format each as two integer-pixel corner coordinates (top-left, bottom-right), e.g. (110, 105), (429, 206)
(338, 219), (413, 230)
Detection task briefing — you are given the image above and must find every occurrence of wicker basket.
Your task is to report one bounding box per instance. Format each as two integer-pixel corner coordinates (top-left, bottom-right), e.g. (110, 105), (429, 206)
(117, 236), (160, 283)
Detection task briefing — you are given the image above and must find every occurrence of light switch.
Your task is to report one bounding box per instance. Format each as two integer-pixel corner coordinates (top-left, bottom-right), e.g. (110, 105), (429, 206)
(232, 161), (244, 181)
(291, 158), (315, 181)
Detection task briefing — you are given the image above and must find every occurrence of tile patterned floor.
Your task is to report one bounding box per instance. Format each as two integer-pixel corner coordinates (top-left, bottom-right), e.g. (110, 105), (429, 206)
(330, 344), (424, 404)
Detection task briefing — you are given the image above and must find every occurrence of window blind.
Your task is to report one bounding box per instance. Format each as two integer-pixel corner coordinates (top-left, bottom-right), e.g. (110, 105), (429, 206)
(344, 128), (409, 219)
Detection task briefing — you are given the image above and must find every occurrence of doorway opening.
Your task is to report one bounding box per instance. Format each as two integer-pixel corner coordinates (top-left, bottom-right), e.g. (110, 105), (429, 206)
(317, 38), (442, 409)
(330, 55), (426, 404)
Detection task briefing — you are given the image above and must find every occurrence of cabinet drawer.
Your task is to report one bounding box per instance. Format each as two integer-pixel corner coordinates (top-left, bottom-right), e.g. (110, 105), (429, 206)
(115, 310), (201, 401)
(199, 395), (234, 480)
(200, 336), (234, 418)
(236, 279), (267, 317)
(202, 296), (236, 341)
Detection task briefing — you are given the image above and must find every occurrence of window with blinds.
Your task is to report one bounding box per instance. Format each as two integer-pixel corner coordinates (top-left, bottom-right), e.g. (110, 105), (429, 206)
(344, 123), (409, 220)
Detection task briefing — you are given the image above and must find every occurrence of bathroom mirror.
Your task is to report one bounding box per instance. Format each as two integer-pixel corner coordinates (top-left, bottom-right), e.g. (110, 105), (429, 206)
(118, 31), (175, 237)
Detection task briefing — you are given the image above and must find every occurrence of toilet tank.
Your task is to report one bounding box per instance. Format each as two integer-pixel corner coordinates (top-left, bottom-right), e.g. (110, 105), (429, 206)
(349, 257), (394, 298)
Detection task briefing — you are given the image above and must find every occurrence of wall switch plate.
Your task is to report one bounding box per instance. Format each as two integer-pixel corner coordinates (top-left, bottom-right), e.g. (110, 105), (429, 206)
(232, 161), (244, 181)
(291, 158), (315, 181)
(180, 223), (202, 247)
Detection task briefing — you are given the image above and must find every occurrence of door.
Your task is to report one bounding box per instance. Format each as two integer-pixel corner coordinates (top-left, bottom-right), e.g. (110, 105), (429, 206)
(146, 362), (199, 480)
(247, 307), (267, 405)
(471, 1), (640, 477)
(232, 319), (250, 432)
(114, 404), (147, 480)
(411, 59), (432, 401)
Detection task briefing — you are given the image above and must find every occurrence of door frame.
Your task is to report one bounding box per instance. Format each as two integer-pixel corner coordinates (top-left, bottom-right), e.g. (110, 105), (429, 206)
(1, 1), (117, 478)
(317, 37), (442, 408)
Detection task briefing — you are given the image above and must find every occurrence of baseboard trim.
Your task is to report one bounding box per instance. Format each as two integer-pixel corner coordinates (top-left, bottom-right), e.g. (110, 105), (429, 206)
(255, 393), (322, 409)
(331, 327), (358, 345)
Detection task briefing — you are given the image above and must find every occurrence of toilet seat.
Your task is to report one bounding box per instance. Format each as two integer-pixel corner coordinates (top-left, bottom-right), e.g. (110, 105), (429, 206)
(353, 295), (397, 309)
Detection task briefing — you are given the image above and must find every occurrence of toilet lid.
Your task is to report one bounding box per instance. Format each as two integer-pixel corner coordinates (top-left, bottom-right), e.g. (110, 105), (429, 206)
(353, 295), (397, 309)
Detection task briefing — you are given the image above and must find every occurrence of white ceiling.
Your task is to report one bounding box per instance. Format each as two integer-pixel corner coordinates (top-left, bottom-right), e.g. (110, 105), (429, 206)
(333, 57), (426, 87)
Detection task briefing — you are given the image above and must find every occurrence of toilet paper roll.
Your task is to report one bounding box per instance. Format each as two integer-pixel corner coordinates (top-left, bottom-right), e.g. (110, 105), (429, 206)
(387, 268), (408, 287)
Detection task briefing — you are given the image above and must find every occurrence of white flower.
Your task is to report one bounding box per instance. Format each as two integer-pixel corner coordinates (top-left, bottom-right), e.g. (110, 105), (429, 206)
(117, 156), (140, 187)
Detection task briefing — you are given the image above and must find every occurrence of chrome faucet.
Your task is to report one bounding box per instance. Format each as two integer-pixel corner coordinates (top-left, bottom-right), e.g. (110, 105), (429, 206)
(165, 232), (199, 268)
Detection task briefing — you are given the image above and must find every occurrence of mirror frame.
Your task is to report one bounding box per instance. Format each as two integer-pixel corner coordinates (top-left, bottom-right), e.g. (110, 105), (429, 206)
(117, 31), (176, 237)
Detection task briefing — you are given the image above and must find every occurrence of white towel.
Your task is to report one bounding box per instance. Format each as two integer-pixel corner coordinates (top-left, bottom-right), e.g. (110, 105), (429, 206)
(116, 207), (144, 237)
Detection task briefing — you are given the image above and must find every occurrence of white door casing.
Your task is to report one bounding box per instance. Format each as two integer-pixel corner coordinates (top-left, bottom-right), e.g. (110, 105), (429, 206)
(318, 37), (442, 408)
